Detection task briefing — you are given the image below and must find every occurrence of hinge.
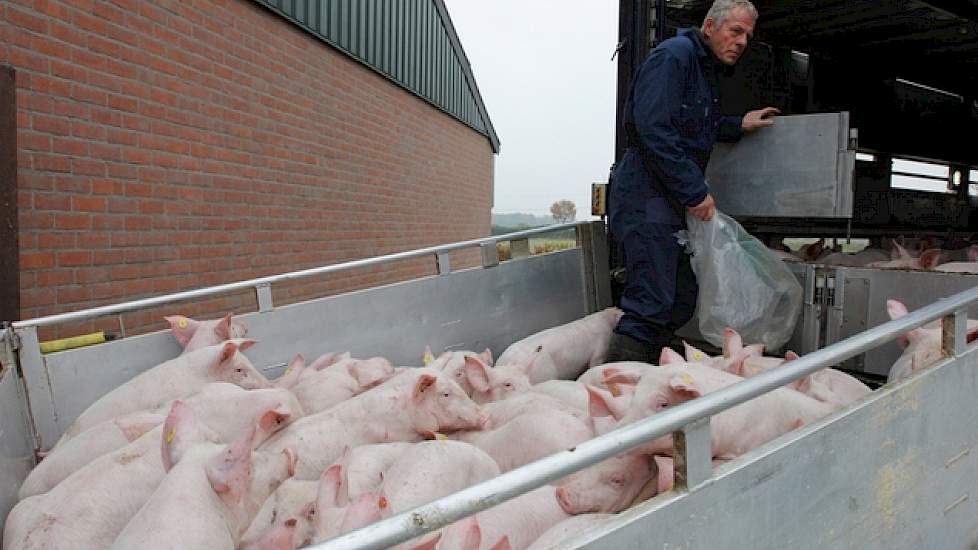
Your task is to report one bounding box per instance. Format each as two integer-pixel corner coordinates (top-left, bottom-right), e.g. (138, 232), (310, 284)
(1, 322), (22, 376)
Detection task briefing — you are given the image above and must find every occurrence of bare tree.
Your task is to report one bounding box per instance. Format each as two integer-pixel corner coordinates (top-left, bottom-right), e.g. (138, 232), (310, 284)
(550, 200), (577, 223)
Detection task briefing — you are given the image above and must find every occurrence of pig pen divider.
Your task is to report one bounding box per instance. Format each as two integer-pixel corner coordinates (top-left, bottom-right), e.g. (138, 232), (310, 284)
(307, 285), (978, 550)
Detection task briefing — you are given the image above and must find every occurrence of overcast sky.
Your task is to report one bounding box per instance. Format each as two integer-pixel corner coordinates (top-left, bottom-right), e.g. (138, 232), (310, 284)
(442, 0), (619, 219)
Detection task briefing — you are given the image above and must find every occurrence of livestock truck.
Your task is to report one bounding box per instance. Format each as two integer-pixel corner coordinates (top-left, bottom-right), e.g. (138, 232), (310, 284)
(4, 1), (978, 548)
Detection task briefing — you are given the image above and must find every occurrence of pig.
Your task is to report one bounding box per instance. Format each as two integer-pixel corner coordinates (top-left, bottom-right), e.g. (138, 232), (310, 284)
(454, 409), (593, 474)
(817, 248), (890, 267)
(380, 440), (500, 512)
(494, 307), (624, 383)
(885, 299), (978, 382)
(239, 478), (318, 549)
(617, 362), (834, 460)
(20, 383), (301, 499)
(464, 355), (597, 417)
(433, 487), (570, 550)
(17, 411), (164, 500)
(794, 238), (829, 262)
(577, 363), (651, 394)
(867, 244), (943, 270)
(933, 261), (978, 274)
(525, 514), (615, 550)
(274, 354), (395, 414)
(165, 313), (247, 353)
(56, 339), (268, 446)
(554, 453), (660, 514)
(258, 369), (487, 479)
(427, 348), (495, 396)
(731, 351), (872, 409)
(109, 424), (296, 549)
(479, 390), (590, 428)
(4, 392), (299, 550)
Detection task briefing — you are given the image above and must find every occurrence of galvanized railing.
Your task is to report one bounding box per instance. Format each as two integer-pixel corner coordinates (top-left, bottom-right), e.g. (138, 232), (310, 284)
(9, 222), (585, 331)
(307, 286), (978, 550)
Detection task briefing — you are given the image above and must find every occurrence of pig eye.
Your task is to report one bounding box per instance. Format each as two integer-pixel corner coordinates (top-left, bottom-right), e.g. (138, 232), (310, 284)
(503, 382), (513, 389)
(441, 392), (450, 398)
(235, 368), (244, 374)
(656, 401), (669, 410)
(610, 476), (625, 487)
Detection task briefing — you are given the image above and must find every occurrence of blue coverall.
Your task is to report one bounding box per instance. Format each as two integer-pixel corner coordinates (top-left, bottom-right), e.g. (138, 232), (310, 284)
(610, 28), (744, 347)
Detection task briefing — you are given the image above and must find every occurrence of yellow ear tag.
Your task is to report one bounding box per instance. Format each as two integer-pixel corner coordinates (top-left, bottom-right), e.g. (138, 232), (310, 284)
(608, 383), (621, 397)
(178, 319), (188, 329)
(693, 351), (706, 361)
(680, 372), (695, 386)
(284, 366), (292, 376)
(165, 427), (176, 444)
(422, 351), (435, 365)
(434, 433), (448, 441)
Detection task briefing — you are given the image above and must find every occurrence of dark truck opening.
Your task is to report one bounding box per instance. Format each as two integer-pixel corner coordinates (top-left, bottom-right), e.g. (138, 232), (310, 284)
(614, 0), (978, 237)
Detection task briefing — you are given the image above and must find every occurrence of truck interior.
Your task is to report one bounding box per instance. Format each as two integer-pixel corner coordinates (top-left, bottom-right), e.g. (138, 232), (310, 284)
(615, 0), (978, 239)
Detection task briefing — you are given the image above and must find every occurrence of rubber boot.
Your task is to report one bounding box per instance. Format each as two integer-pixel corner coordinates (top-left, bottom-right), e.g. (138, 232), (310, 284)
(605, 332), (656, 364)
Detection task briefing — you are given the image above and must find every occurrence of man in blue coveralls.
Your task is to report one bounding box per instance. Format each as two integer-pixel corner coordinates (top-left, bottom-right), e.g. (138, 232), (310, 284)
(606, 0), (780, 363)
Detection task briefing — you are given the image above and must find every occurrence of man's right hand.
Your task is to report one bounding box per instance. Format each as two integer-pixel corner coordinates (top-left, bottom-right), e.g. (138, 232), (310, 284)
(687, 194), (716, 221)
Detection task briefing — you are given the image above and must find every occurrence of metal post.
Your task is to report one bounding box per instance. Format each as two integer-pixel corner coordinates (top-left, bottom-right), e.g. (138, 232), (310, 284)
(256, 283), (274, 313)
(942, 309), (968, 357)
(436, 251), (451, 275)
(480, 242), (499, 268)
(673, 417), (712, 490)
(509, 239), (531, 259)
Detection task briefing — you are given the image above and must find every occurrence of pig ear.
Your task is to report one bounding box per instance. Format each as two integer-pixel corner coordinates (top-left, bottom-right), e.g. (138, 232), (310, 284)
(726, 350), (753, 378)
(407, 533), (443, 550)
(785, 351), (800, 361)
(214, 313), (233, 340)
(161, 400), (208, 471)
(668, 372), (701, 400)
(920, 249), (943, 270)
(587, 385), (625, 420)
(489, 536), (513, 550)
(274, 354), (306, 389)
(794, 374), (814, 394)
(654, 455), (675, 494)
(480, 348), (494, 367)
(412, 373), (438, 402)
(659, 347), (685, 366)
(464, 355), (492, 393)
(453, 516), (482, 550)
(243, 517), (298, 550)
(745, 343), (765, 357)
(165, 315), (199, 347)
(317, 463), (344, 510)
(258, 405), (293, 435)
(338, 491), (385, 535)
(205, 425), (257, 503)
(722, 327), (743, 358)
(886, 299), (909, 320)
(891, 241), (909, 259)
(683, 341), (709, 362)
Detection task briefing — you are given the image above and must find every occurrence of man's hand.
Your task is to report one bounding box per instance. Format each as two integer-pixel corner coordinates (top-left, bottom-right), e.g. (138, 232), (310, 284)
(688, 194), (716, 221)
(742, 107), (780, 132)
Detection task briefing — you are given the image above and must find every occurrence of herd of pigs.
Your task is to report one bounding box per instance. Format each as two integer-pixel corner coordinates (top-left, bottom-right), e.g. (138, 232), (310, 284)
(4, 292), (971, 550)
(772, 236), (978, 272)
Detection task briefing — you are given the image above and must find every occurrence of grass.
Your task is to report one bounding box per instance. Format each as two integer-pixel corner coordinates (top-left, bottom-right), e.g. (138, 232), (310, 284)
(496, 238), (576, 261)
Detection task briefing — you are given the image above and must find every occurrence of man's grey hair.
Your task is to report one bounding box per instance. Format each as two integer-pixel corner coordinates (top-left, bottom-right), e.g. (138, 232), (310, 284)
(702, 0), (758, 28)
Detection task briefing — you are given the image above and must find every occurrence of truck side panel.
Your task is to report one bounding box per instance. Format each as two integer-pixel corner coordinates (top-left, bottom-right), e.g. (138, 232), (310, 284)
(565, 348), (978, 549)
(0, 364), (37, 537)
(18, 248), (592, 450)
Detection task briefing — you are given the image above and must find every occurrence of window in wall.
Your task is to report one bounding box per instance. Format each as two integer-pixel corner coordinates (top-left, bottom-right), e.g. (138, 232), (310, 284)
(891, 158), (951, 194)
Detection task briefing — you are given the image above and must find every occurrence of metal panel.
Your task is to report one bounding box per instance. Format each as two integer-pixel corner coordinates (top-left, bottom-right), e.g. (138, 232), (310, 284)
(0, 366), (37, 536)
(562, 348), (978, 550)
(247, 0), (500, 152)
(706, 112), (855, 218)
(23, 250), (587, 444)
(826, 267), (978, 377)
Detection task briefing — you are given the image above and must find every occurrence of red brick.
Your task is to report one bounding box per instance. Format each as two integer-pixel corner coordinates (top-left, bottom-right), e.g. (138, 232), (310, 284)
(55, 212), (91, 230)
(38, 232), (76, 248)
(73, 196), (107, 212)
(7, 6), (49, 34)
(52, 137), (89, 156)
(21, 252), (55, 269)
(58, 286), (93, 304)
(34, 193), (70, 210)
(33, 114), (70, 136)
(72, 158), (106, 176)
(93, 249), (125, 264)
(75, 267), (109, 284)
(72, 121), (106, 140)
(37, 270), (74, 286)
(33, 153), (71, 172)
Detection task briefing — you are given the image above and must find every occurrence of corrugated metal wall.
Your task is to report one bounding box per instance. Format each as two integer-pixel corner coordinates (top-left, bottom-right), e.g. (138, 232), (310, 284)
(252, 0), (499, 152)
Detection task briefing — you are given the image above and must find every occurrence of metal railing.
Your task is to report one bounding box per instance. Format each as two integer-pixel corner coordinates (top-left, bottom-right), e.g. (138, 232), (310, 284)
(307, 285), (978, 550)
(10, 222), (584, 330)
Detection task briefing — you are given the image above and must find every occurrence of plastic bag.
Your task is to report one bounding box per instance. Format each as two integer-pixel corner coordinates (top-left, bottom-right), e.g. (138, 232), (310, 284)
(686, 211), (803, 350)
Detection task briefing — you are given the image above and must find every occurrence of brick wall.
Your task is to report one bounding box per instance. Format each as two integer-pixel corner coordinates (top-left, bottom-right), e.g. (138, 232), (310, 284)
(1, 0), (494, 339)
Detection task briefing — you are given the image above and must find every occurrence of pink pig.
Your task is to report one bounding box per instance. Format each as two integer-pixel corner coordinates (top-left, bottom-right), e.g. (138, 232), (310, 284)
(109, 424), (295, 549)
(885, 299), (978, 382)
(165, 313), (247, 353)
(495, 308), (624, 383)
(259, 369), (487, 479)
(5, 394), (297, 550)
(274, 354), (395, 414)
(617, 363), (834, 460)
(57, 339), (268, 446)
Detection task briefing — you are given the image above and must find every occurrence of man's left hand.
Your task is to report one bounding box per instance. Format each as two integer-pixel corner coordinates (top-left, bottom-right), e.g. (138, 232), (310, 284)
(742, 107), (781, 132)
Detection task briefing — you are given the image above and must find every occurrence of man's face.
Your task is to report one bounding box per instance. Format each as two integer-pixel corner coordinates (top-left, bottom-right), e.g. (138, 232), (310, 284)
(703, 7), (755, 65)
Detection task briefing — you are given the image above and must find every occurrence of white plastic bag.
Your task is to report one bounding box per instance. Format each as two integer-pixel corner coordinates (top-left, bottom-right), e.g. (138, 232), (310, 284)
(686, 211), (802, 350)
